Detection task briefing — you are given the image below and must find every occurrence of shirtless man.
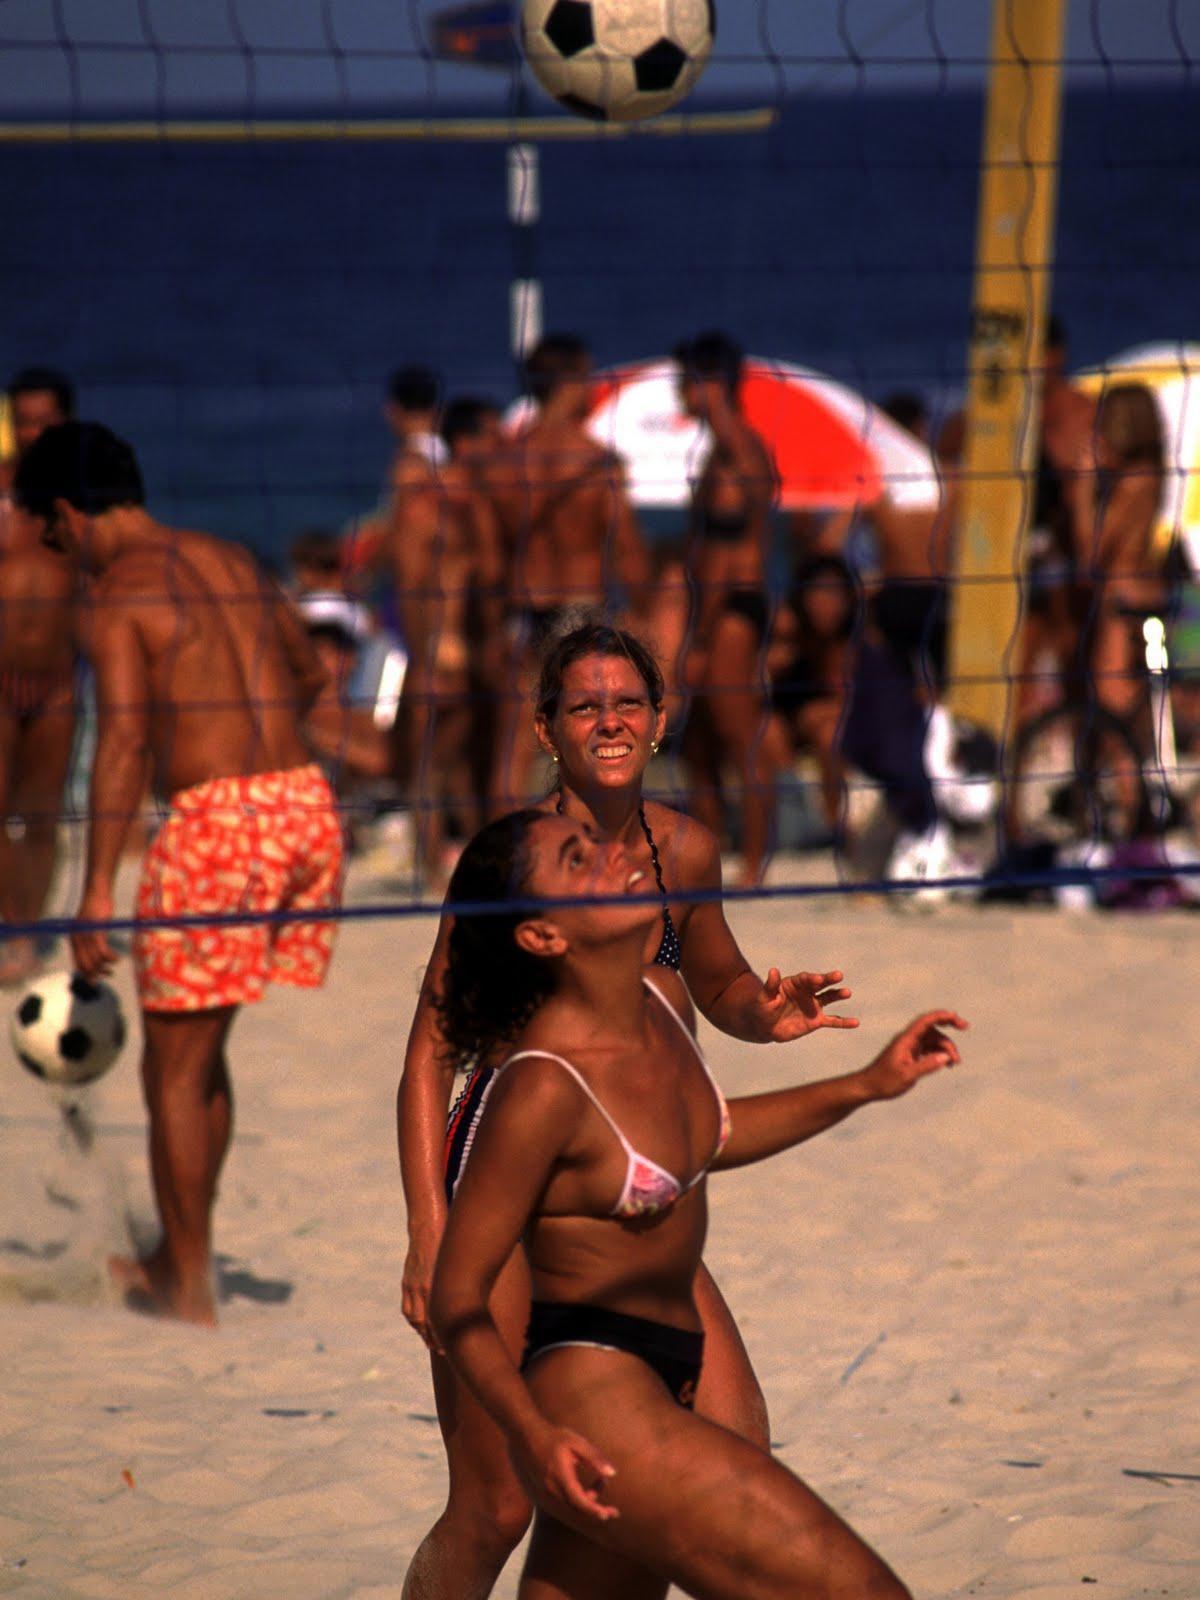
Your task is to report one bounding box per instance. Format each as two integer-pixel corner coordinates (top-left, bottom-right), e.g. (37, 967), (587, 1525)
(16, 421), (342, 1326)
(0, 367), (77, 983)
(387, 365), (448, 470)
(442, 398), (507, 836)
(485, 335), (652, 813)
(676, 332), (778, 884)
(386, 401), (505, 886)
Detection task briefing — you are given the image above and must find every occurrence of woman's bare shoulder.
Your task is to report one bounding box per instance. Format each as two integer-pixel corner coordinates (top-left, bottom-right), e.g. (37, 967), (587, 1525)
(642, 800), (721, 888)
(490, 1021), (593, 1124)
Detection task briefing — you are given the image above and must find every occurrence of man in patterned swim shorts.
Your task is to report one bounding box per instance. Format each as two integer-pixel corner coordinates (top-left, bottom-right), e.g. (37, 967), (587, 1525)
(16, 421), (343, 1325)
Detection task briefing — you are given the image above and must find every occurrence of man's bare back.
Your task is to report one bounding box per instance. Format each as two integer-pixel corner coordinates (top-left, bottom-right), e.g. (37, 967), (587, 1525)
(86, 527), (318, 797)
(488, 422), (648, 614)
(387, 451), (479, 674)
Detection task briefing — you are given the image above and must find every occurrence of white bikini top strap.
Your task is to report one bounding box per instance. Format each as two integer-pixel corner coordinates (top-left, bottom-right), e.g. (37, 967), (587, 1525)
(498, 1050), (636, 1159)
(641, 976), (721, 1088)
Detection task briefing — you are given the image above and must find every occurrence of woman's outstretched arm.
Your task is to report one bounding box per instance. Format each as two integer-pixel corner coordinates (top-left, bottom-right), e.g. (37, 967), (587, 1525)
(677, 823), (858, 1043)
(712, 1011), (967, 1171)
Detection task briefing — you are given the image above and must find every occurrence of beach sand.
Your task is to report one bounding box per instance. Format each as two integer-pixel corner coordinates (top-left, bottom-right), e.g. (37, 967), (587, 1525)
(1, 855), (1196, 1599)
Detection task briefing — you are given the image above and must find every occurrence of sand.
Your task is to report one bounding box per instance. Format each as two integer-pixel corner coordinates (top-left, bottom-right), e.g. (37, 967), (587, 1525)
(1, 855), (1197, 1600)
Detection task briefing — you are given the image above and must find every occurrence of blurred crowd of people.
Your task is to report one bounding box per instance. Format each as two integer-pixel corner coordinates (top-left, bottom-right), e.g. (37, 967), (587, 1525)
(1, 320), (1196, 984)
(282, 320), (1194, 891)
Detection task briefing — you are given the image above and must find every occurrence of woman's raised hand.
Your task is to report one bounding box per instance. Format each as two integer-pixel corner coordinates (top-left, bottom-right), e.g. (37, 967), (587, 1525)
(859, 1010), (968, 1100)
(754, 967), (860, 1041)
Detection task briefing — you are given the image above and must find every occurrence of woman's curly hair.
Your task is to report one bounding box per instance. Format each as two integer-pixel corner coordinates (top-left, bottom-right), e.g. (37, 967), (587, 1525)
(436, 810), (559, 1068)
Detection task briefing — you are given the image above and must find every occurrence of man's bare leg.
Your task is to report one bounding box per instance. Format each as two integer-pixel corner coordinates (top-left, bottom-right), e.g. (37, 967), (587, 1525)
(706, 615), (774, 885)
(111, 1005), (237, 1325)
(0, 710), (33, 984)
(2, 686), (77, 981)
(680, 694), (724, 842)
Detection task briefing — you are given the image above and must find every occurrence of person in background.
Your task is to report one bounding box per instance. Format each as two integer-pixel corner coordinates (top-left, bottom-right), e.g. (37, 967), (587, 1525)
(821, 393), (966, 889)
(298, 589), (391, 788)
(483, 334), (653, 814)
(0, 366), (78, 983)
(441, 396), (508, 844)
(19, 421), (341, 1325)
(387, 365), (448, 470)
(1067, 382), (1166, 723)
(879, 390), (930, 447)
(341, 365), (447, 601)
(676, 331), (779, 887)
(765, 555), (857, 834)
(387, 392), (507, 888)
(290, 527), (349, 597)
(1015, 315), (1097, 728)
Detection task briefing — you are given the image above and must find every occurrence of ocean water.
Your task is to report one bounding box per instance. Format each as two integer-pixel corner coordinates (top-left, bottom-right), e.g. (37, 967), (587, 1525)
(1, 87), (1196, 566)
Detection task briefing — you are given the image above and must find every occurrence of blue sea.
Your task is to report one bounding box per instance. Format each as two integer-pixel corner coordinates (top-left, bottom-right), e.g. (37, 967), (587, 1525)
(2, 87), (1196, 566)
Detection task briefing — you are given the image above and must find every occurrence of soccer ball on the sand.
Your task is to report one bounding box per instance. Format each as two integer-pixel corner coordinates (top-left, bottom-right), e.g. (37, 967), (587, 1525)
(522, 0), (715, 123)
(10, 971), (127, 1089)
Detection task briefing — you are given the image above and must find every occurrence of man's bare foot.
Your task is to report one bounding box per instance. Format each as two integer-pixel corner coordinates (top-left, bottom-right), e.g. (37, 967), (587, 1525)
(170, 1284), (218, 1327)
(0, 937), (40, 987)
(108, 1252), (217, 1326)
(108, 1249), (169, 1309)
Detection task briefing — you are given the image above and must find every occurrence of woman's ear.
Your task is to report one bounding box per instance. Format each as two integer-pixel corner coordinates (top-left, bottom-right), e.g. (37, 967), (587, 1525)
(653, 705), (667, 748)
(533, 716), (557, 761)
(515, 917), (568, 960)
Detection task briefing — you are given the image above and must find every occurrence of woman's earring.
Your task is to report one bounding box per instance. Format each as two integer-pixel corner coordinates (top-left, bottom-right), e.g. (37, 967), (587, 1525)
(550, 751), (560, 763)
(651, 741), (660, 755)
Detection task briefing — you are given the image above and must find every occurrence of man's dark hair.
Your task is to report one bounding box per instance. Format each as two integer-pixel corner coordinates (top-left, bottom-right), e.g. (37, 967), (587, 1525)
(13, 421), (145, 520)
(881, 391), (929, 437)
(1045, 313), (1066, 352)
(442, 396), (499, 451)
(7, 366), (75, 418)
(674, 331), (744, 396)
(290, 528), (342, 578)
(523, 335), (590, 406)
(388, 365), (441, 413)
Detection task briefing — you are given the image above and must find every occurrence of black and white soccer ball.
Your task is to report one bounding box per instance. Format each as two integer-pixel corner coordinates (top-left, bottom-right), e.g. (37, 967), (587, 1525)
(10, 971), (127, 1089)
(522, 0), (716, 123)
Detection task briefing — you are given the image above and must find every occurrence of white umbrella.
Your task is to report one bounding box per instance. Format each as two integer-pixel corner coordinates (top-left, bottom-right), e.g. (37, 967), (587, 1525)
(508, 357), (942, 513)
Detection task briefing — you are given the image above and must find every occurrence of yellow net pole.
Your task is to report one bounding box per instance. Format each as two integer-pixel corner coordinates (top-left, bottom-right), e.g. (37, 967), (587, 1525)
(947, 0), (1067, 739)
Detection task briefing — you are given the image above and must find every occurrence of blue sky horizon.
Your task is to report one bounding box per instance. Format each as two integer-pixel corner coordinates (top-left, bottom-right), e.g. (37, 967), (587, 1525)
(0, 0), (1191, 119)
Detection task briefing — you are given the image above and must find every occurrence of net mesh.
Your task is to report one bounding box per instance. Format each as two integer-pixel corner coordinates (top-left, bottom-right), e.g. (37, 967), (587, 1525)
(1, 1), (1198, 957)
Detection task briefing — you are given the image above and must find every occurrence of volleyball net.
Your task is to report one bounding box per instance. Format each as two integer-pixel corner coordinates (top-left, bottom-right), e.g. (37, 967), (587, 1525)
(1, 0), (1198, 950)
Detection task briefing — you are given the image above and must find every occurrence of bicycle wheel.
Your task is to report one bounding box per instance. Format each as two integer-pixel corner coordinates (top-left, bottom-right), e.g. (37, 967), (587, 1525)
(1008, 703), (1150, 848)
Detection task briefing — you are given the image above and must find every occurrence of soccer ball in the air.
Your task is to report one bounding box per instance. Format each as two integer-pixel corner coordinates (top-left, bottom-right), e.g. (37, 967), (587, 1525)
(522, 0), (716, 123)
(10, 971), (127, 1089)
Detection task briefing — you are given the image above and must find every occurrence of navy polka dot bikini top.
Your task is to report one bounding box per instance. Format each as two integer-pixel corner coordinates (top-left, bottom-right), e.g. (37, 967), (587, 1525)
(556, 792), (681, 972)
